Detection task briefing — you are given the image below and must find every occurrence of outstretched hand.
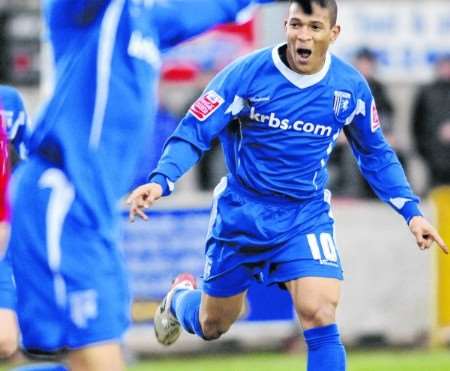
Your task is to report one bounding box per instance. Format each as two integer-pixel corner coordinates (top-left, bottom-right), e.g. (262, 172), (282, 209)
(126, 183), (163, 222)
(409, 216), (448, 254)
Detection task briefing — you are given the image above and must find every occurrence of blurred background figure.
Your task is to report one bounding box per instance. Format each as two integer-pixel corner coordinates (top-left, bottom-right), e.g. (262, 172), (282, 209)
(327, 47), (406, 198)
(0, 118), (15, 359)
(354, 47), (408, 197)
(412, 54), (450, 189)
(353, 48), (396, 149)
(0, 84), (30, 360)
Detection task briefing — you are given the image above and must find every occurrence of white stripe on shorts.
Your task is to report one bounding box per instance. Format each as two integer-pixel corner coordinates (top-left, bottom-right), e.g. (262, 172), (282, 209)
(39, 168), (75, 307)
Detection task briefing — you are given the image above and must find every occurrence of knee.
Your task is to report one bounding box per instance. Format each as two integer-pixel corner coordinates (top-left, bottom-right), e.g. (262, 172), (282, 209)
(200, 315), (232, 341)
(297, 300), (337, 329)
(0, 333), (18, 358)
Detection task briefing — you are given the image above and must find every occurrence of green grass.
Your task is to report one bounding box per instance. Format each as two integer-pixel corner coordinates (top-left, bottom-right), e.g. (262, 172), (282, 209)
(2, 350), (450, 371)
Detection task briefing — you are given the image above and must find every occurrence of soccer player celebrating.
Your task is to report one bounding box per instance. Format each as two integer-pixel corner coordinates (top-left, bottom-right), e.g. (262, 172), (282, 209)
(0, 85), (30, 358)
(128, 1), (448, 370)
(7, 1), (281, 371)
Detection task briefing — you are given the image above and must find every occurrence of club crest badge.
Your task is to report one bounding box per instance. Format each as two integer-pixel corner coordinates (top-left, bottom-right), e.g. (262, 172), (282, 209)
(333, 91), (352, 122)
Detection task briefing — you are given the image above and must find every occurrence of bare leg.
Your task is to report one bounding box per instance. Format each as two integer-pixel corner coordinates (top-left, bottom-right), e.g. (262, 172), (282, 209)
(199, 291), (246, 340)
(285, 276), (340, 329)
(68, 342), (124, 371)
(285, 277), (346, 371)
(0, 309), (18, 358)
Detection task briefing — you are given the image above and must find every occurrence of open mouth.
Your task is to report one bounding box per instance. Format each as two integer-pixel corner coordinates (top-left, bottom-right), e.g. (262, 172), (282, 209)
(296, 48), (312, 61)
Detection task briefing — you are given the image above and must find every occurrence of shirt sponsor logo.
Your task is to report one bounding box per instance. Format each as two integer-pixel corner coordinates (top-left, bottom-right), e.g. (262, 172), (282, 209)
(189, 91), (224, 121)
(371, 100), (381, 132)
(250, 107), (332, 136)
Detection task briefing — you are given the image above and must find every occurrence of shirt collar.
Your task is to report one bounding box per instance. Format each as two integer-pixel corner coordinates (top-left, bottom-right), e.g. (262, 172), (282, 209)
(272, 43), (331, 89)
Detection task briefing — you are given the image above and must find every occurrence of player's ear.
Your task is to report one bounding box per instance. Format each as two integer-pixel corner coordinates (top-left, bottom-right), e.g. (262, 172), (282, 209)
(330, 24), (341, 43)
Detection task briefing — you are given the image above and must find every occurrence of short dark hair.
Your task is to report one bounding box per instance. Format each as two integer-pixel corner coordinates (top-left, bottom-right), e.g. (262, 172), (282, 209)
(289, 0), (338, 26)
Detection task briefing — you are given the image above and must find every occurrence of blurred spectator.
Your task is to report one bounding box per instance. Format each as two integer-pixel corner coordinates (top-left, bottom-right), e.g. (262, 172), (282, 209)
(412, 54), (450, 188)
(197, 138), (226, 191)
(355, 48), (407, 197)
(328, 47), (404, 198)
(326, 137), (360, 197)
(354, 48), (395, 137)
(0, 10), (10, 83)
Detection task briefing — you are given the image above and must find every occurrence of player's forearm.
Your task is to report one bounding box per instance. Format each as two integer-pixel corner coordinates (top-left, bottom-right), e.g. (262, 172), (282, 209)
(149, 138), (203, 196)
(357, 151), (422, 223)
(346, 110), (422, 223)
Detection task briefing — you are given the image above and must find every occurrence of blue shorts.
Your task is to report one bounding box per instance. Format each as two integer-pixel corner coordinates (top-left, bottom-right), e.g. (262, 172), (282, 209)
(0, 249), (16, 310)
(8, 157), (130, 353)
(202, 177), (343, 297)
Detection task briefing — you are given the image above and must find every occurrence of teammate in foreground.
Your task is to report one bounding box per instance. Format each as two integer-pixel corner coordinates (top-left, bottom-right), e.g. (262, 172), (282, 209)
(128, 1), (448, 370)
(6, 1), (281, 371)
(0, 85), (29, 358)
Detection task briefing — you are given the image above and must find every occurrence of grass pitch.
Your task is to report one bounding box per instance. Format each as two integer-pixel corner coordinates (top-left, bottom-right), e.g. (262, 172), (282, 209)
(1, 350), (450, 371)
(128, 350), (450, 371)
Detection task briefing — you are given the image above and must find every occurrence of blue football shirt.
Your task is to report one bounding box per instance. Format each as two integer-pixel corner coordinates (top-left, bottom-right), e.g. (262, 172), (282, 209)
(151, 44), (421, 223)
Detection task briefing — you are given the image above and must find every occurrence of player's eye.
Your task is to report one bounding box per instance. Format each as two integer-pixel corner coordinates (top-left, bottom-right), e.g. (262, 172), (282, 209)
(311, 24), (322, 31)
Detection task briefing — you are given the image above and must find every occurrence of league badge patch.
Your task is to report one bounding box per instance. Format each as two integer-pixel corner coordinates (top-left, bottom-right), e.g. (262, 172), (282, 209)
(333, 91), (352, 123)
(189, 90), (224, 121)
(371, 100), (381, 132)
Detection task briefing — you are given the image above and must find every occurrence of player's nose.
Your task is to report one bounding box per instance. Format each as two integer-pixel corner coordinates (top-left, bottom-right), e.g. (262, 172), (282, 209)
(296, 26), (312, 41)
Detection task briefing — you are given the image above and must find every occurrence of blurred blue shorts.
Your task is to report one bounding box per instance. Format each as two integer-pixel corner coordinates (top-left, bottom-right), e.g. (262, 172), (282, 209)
(8, 157), (130, 353)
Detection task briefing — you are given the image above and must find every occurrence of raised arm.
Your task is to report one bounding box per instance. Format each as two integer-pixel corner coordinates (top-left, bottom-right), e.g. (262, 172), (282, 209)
(154, 0), (278, 49)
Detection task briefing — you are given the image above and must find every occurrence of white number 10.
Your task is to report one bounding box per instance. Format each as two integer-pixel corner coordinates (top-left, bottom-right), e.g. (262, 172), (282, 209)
(307, 233), (338, 262)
